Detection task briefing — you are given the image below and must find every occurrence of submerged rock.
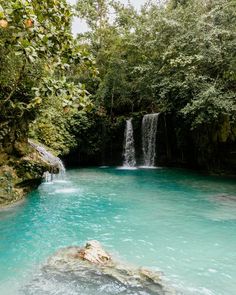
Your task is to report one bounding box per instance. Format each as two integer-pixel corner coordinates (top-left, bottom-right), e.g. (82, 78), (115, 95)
(22, 241), (174, 295)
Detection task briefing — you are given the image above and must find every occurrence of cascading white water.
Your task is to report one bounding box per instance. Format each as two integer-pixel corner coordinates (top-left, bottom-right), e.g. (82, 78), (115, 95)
(123, 119), (136, 167)
(29, 140), (65, 181)
(142, 113), (159, 167)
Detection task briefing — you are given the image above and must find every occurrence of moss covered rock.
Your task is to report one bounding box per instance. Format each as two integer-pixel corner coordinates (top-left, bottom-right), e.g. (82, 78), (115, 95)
(0, 140), (61, 207)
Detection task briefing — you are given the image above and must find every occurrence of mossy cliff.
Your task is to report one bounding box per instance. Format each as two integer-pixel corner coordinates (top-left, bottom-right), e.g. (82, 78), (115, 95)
(0, 120), (58, 207)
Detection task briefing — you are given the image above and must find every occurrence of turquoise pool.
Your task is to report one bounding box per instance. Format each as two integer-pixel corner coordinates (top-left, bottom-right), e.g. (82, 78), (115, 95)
(0, 167), (236, 294)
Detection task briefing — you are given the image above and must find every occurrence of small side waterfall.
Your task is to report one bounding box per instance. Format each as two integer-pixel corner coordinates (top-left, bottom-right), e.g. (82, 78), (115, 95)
(29, 140), (65, 181)
(123, 119), (136, 167)
(142, 113), (160, 167)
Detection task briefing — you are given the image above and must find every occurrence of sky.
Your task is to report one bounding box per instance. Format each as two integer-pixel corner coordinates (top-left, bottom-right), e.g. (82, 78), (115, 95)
(67, 0), (147, 35)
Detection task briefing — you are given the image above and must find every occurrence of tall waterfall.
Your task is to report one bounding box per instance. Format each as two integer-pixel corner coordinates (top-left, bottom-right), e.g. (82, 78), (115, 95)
(142, 113), (160, 167)
(123, 119), (136, 167)
(29, 140), (65, 181)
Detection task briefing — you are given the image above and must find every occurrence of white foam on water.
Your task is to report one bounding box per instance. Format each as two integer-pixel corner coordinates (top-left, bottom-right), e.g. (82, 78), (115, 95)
(116, 166), (137, 170)
(54, 188), (79, 194)
(138, 165), (161, 169)
(53, 180), (70, 183)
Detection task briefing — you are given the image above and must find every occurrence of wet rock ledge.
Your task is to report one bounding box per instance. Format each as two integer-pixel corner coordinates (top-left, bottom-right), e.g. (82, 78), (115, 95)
(23, 240), (175, 295)
(0, 139), (61, 207)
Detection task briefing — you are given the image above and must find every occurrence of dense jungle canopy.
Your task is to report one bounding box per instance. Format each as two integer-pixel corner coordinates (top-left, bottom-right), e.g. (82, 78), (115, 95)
(0, 0), (236, 171)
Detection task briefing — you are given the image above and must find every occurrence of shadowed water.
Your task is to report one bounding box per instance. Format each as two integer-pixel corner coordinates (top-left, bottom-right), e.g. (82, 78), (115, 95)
(0, 168), (236, 294)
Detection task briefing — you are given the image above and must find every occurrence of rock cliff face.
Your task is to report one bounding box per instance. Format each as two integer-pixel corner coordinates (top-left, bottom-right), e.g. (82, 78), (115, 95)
(0, 141), (57, 207)
(0, 122), (60, 207)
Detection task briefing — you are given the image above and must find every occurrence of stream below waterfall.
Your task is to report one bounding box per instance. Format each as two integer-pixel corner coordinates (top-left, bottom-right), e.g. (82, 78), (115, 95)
(0, 167), (236, 295)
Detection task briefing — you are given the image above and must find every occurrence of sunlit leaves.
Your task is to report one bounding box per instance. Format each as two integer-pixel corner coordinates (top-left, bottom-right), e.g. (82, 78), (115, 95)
(0, 0), (95, 121)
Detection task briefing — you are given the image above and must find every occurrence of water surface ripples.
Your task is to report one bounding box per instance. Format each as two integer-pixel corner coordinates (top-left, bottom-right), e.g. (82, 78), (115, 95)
(0, 167), (236, 295)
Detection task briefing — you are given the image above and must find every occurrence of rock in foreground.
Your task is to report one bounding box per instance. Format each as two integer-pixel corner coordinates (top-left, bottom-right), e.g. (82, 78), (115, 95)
(22, 240), (174, 295)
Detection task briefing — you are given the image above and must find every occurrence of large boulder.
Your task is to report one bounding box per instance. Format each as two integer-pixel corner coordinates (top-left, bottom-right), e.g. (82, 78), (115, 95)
(22, 241), (175, 295)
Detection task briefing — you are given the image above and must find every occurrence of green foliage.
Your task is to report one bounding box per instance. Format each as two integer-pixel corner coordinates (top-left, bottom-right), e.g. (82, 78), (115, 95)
(0, 0), (96, 157)
(29, 99), (77, 156)
(29, 88), (93, 155)
(76, 0), (236, 160)
(0, 0), (93, 124)
(76, 0), (109, 30)
(1, 0), (235, 167)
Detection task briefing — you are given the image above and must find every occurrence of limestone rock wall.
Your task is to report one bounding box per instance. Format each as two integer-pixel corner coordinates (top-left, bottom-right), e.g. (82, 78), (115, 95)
(0, 119), (59, 207)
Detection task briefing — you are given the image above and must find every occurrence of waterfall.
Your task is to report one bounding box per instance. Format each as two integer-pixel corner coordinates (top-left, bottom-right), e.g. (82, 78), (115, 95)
(123, 119), (136, 167)
(28, 140), (65, 181)
(142, 113), (160, 167)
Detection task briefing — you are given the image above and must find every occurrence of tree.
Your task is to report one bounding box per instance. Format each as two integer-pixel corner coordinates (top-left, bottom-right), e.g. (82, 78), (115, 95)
(76, 0), (236, 169)
(0, 0), (93, 152)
